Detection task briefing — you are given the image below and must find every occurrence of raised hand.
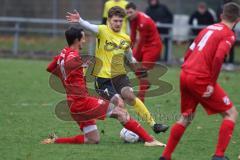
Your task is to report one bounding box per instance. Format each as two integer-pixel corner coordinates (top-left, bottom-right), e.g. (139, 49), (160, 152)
(66, 10), (81, 23)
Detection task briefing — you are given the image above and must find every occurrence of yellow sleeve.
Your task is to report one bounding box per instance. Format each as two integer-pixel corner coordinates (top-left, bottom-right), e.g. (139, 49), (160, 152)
(97, 25), (105, 38)
(97, 25), (102, 38)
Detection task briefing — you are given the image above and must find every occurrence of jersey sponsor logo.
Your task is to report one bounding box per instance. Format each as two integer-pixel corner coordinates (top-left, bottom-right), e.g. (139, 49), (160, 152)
(223, 96), (231, 105)
(104, 40), (130, 52)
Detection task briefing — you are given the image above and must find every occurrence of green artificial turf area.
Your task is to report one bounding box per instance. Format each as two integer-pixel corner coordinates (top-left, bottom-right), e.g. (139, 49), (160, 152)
(0, 58), (239, 160)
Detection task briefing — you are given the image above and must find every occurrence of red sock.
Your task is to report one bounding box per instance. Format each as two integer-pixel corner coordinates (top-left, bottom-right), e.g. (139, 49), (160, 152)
(124, 118), (153, 142)
(138, 79), (150, 102)
(55, 135), (85, 144)
(162, 123), (186, 159)
(215, 119), (235, 157)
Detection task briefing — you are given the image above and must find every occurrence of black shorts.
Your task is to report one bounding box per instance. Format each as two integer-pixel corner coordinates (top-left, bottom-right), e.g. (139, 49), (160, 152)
(95, 74), (132, 100)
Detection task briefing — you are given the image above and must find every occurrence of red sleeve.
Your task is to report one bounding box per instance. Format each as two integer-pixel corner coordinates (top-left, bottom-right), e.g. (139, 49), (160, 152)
(46, 56), (59, 73)
(134, 28), (147, 54)
(184, 49), (192, 62)
(184, 38), (198, 62)
(133, 23), (148, 60)
(130, 21), (137, 47)
(210, 36), (235, 85)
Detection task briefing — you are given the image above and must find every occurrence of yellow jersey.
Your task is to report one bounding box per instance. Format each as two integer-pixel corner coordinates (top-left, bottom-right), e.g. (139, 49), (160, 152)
(102, 0), (129, 33)
(92, 25), (131, 78)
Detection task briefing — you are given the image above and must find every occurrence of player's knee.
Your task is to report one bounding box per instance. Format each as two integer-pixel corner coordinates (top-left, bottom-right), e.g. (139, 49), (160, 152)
(177, 120), (189, 127)
(223, 106), (238, 122)
(110, 94), (124, 108)
(117, 107), (130, 123)
(235, 109), (239, 118)
(230, 106), (238, 121)
(121, 87), (135, 103)
(178, 115), (193, 127)
(84, 128), (100, 144)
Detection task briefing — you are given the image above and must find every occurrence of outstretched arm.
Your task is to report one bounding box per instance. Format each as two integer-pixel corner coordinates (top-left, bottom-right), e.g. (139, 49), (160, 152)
(66, 10), (99, 35)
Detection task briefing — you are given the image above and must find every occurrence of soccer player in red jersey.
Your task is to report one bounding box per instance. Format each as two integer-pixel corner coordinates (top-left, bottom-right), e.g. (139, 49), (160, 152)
(126, 2), (163, 102)
(160, 3), (239, 160)
(41, 27), (165, 147)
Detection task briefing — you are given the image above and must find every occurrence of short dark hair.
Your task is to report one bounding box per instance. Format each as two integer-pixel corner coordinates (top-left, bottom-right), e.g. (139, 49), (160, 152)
(108, 6), (126, 18)
(65, 27), (84, 46)
(126, 2), (137, 10)
(222, 2), (240, 22)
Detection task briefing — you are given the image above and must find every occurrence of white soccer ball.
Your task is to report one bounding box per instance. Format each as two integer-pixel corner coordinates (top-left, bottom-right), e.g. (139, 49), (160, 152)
(120, 128), (139, 143)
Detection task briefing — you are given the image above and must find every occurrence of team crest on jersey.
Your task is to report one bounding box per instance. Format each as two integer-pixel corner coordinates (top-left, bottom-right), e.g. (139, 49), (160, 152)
(104, 40), (130, 52)
(223, 96), (231, 105)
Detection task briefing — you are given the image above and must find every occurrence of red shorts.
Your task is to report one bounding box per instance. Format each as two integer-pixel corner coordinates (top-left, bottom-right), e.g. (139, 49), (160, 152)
(68, 97), (110, 130)
(135, 44), (162, 70)
(180, 71), (232, 116)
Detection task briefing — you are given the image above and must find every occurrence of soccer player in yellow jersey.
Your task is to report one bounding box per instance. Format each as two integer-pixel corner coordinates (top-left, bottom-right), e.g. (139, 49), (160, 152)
(102, 0), (129, 33)
(66, 7), (169, 134)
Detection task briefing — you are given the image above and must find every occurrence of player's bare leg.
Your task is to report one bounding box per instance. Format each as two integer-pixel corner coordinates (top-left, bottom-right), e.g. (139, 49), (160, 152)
(41, 126), (100, 145)
(41, 94), (165, 146)
(160, 113), (195, 160)
(212, 106), (238, 160)
(40, 95), (122, 145)
(109, 94), (165, 147)
(120, 86), (169, 134)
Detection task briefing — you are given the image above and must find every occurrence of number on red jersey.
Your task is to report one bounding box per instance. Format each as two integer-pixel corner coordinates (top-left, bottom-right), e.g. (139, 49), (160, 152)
(197, 30), (213, 51)
(190, 25), (224, 52)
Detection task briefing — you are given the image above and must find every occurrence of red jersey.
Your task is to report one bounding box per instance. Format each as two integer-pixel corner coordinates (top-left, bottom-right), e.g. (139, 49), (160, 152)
(130, 12), (162, 54)
(182, 23), (236, 85)
(47, 47), (88, 101)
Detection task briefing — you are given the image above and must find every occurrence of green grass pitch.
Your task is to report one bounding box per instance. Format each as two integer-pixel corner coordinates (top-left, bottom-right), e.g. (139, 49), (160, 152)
(0, 58), (239, 160)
